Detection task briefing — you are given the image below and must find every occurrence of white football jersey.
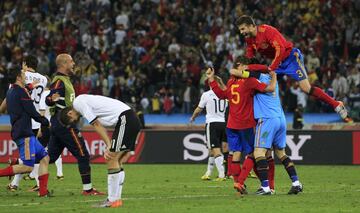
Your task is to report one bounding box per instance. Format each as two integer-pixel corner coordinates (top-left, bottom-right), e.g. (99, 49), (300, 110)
(40, 90), (51, 121)
(73, 94), (131, 127)
(198, 90), (227, 123)
(25, 71), (48, 129)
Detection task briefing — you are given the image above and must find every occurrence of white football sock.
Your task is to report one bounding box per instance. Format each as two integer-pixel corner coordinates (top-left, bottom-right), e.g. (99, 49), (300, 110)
(118, 170), (125, 200)
(214, 155), (225, 178)
(108, 170), (121, 202)
(55, 156), (63, 176)
(205, 157), (215, 176)
(11, 174), (23, 187)
(31, 164), (40, 186)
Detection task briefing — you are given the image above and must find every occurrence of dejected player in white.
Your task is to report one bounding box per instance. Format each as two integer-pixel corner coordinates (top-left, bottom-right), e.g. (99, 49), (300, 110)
(59, 94), (141, 208)
(190, 77), (228, 181)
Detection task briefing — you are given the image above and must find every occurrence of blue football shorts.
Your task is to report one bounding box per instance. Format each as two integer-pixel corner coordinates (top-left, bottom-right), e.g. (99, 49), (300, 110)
(226, 127), (254, 155)
(16, 136), (48, 167)
(276, 48), (308, 81)
(254, 116), (286, 150)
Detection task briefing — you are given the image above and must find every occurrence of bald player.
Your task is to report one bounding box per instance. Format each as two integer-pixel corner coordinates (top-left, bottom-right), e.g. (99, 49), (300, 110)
(45, 54), (104, 195)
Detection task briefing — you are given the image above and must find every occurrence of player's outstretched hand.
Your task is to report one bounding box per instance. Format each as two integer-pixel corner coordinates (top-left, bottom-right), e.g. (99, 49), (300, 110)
(51, 93), (61, 102)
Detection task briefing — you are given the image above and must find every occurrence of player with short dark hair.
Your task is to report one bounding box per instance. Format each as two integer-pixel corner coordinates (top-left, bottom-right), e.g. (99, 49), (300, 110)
(234, 15), (352, 123)
(206, 57), (277, 193)
(60, 94), (141, 208)
(0, 67), (51, 197)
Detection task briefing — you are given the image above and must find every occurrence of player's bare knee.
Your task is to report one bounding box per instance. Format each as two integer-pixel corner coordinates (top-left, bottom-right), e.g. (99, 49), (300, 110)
(40, 155), (50, 164)
(212, 148), (222, 156)
(232, 151), (241, 161)
(275, 149), (286, 159)
(299, 79), (311, 93)
(254, 148), (267, 158)
(222, 142), (228, 153)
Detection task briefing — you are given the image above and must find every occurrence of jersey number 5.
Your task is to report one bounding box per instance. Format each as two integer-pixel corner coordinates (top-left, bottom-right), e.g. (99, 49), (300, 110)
(230, 84), (240, 104)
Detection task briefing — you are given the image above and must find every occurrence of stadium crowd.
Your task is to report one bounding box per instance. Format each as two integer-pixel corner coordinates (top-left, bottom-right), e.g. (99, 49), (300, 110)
(0, 0), (359, 119)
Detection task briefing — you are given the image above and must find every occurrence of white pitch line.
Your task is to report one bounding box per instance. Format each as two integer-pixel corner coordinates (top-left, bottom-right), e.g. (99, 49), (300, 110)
(0, 194), (232, 207)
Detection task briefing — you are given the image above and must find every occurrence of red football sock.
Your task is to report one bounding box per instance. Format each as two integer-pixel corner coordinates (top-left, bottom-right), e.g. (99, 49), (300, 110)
(231, 161), (241, 183)
(0, 166), (14, 177)
(38, 173), (49, 196)
(238, 157), (254, 185)
(227, 154), (233, 177)
(267, 157), (275, 190)
(310, 86), (338, 108)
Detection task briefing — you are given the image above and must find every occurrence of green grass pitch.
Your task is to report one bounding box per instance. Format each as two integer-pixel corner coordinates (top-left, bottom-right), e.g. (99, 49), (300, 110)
(0, 164), (359, 212)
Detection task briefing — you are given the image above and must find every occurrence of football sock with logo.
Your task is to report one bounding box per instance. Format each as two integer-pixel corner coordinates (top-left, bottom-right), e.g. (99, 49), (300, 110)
(255, 157), (269, 188)
(280, 155), (299, 185)
(309, 86), (338, 108)
(267, 156), (275, 190)
(223, 152), (229, 176)
(238, 156), (254, 185)
(231, 161), (241, 183)
(227, 154), (233, 177)
(118, 168), (125, 200)
(205, 157), (215, 176)
(214, 155), (225, 178)
(108, 168), (121, 202)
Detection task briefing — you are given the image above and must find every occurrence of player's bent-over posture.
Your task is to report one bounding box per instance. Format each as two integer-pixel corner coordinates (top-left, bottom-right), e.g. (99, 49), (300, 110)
(235, 15), (352, 123)
(0, 68), (51, 197)
(45, 54), (103, 195)
(60, 94), (141, 208)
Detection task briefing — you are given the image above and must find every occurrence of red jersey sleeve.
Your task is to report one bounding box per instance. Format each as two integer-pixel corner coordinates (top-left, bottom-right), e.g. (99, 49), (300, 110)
(209, 80), (228, 99)
(246, 78), (267, 92)
(265, 26), (290, 71)
(247, 64), (269, 73)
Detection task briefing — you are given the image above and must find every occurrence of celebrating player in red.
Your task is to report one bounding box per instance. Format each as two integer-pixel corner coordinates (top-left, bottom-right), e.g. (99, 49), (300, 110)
(206, 58), (277, 194)
(235, 15), (352, 123)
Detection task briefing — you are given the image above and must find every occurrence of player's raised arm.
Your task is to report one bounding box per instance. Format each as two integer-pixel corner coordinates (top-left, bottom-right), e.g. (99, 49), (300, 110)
(206, 68), (228, 99)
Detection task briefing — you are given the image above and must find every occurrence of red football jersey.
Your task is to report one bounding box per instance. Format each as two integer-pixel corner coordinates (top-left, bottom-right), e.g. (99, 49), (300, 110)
(210, 77), (267, 130)
(245, 24), (293, 71)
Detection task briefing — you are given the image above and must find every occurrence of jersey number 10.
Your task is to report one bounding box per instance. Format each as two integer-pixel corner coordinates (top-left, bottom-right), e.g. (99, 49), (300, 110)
(213, 99), (226, 113)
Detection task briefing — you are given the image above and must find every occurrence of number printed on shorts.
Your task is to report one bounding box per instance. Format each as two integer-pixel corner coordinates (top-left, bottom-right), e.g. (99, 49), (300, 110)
(230, 84), (240, 104)
(296, 70), (303, 78)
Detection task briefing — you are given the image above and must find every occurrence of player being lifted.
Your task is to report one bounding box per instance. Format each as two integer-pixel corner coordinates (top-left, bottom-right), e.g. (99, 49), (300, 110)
(60, 94), (141, 208)
(206, 59), (276, 193)
(235, 15), (352, 123)
(0, 67), (51, 197)
(190, 78), (228, 181)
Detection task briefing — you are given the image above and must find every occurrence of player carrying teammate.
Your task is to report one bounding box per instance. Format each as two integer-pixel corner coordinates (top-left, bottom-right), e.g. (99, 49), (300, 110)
(235, 15), (352, 123)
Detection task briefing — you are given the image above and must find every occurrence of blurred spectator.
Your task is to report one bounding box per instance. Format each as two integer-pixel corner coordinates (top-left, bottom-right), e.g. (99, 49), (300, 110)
(331, 73), (349, 101)
(293, 105), (304, 130)
(0, 0), (359, 116)
(348, 85), (360, 121)
(290, 82), (308, 109)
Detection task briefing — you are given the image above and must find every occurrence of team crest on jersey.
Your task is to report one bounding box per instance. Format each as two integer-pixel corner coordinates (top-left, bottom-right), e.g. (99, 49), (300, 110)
(77, 132), (82, 138)
(261, 131), (269, 138)
(259, 42), (269, 49)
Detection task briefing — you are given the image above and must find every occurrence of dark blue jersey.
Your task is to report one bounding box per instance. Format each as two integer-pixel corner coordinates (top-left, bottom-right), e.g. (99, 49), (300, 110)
(6, 84), (49, 141)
